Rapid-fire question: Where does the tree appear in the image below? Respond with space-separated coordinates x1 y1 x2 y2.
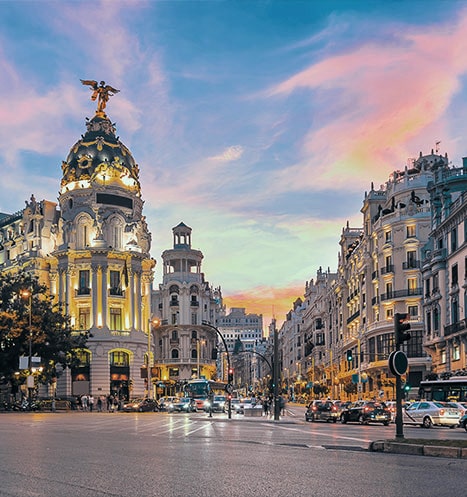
0 271 87 389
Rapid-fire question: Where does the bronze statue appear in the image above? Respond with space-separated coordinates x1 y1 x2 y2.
80 79 120 115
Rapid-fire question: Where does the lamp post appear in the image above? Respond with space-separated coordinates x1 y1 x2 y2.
147 317 160 399
197 338 205 379
20 289 33 408
201 320 232 419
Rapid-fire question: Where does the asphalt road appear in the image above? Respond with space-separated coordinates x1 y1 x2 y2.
0 407 465 497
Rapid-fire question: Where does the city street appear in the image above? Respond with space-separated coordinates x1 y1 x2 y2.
0 407 465 497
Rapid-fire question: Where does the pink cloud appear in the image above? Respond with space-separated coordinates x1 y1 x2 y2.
266 11 467 191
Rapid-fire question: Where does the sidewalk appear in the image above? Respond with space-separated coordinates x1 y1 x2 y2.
369 439 467 459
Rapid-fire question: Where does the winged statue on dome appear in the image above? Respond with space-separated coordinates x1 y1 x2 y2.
80 79 120 115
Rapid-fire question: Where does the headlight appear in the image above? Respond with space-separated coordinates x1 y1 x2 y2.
205 401 211 407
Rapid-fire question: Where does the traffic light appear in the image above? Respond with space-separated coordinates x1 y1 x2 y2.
346 350 353 362
395 313 411 346
228 367 234 383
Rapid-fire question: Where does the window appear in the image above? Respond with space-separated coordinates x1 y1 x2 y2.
110 351 129 367
191 330 197 340
385 282 393 298
451 227 457 252
171 330 178 341
78 308 91 330
191 349 197 359
406 250 417 268
453 345 460 361
406 225 416 238
440 350 447 364
78 270 90 295
169 367 179 377
452 264 458 286
433 307 439 331
109 308 122 330
171 313 178 325
408 278 418 294
451 296 459 324
171 349 179 359
385 231 392 243
426 311 432 333
191 313 197 325
109 270 122 295
408 305 418 317
425 278 431 298
386 308 394 319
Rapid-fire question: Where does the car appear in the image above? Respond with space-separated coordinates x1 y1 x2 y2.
305 399 339 423
235 398 255 414
403 401 460 428
204 395 227 413
446 401 467 419
158 396 177 411
122 398 159 412
459 413 467 432
340 401 391 425
167 397 197 413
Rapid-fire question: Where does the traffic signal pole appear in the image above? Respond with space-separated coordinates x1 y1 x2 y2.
273 320 281 421
393 313 411 439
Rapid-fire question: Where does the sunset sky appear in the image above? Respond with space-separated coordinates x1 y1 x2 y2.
2 1 467 331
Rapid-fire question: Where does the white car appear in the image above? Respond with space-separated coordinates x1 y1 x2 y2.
403 401 460 428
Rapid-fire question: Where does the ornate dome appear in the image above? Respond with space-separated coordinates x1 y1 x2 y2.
60 115 141 194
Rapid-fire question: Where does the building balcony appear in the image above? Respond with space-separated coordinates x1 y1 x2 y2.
444 319 466 337
380 287 422 301
380 265 395 275
372 270 379 280
402 260 421 270
346 310 360 324
190 301 199 307
169 300 179 307
76 287 91 296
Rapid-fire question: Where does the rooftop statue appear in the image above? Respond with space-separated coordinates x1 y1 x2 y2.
80 79 120 115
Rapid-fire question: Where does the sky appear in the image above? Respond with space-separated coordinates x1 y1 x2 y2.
2 0 467 331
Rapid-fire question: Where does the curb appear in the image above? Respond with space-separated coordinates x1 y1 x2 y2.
369 440 467 459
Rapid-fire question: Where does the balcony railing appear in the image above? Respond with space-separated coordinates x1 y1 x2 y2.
346 310 360 324
402 260 421 270
444 319 466 337
371 296 380 305
76 287 91 296
380 287 422 301
190 301 199 307
372 270 379 280
169 300 179 307
381 265 395 275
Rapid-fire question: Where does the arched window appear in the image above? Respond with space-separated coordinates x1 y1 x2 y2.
110 351 129 367
191 349 197 359
171 329 178 340
171 349 179 359
76 214 92 248
107 215 124 249
191 330 197 339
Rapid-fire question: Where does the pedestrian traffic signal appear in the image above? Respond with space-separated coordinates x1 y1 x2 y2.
346 350 353 361
228 367 234 383
395 313 411 346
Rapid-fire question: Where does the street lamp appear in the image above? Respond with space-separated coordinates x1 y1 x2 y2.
201 320 232 419
147 317 160 400
20 289 33 407
196 338 205 379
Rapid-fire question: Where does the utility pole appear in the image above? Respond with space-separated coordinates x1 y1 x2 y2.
273 319 280 421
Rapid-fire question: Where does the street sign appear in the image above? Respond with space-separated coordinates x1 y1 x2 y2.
225 383 233 394
388 350 408 376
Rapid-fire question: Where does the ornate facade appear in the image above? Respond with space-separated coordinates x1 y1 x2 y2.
152 223 224 389
0 89 155 400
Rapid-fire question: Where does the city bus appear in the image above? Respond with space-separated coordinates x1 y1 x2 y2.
184 379 228 409
418 376 467 402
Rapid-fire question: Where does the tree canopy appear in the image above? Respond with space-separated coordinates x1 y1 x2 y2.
0 271 87 388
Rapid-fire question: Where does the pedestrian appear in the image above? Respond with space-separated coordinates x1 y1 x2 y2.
81 394 88 411
263 397 269 416
279 395 286 415
97 396 102 412
88 395 94 412
107 394 112 411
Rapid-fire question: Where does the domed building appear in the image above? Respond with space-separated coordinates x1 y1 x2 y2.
0 82 155 401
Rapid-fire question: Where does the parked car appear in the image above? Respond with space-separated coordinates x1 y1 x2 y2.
459 412 467 432
204 395 227 413
167 397 197 413
340 401 391 425
305 399 339 423
122 398 159 412
403 401 460 428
